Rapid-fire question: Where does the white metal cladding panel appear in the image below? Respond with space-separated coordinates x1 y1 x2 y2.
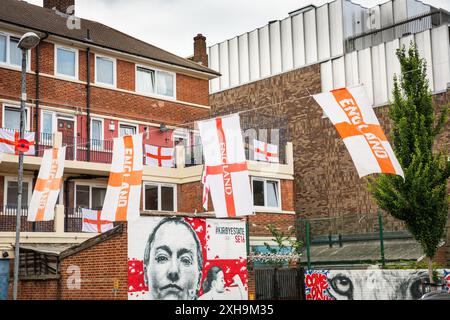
317 4 331 61
332 57 346 89
238 33 250 84
259 25 271 78
219 41 230 90
385 38 401 101
292 13 306 68
209 44 220 93
380 1 395 42
329 0 344 57
269 21 282 75
229 37 240 87
304 9 318 64
345 51 359 86
371 43 388 105
249 29 260 81
393 0 407 22
321 60 333 92
281 17 294 71
414 30 434 91
406 0 430 17
400 34 414 50
431 26 450 92
358 48 374 105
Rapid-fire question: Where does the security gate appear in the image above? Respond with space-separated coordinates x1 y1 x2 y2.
0 260 9 300
255 267 305 300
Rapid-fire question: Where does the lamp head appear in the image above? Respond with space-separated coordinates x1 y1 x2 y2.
18 32 40 50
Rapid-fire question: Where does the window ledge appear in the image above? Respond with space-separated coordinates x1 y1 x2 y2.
253 209 295 215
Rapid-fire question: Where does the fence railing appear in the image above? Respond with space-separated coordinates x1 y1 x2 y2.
0 205 53 232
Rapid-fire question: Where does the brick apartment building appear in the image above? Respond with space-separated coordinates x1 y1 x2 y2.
208 0 450 268
0 0 296 300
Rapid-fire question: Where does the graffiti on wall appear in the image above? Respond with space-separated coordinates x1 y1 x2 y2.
128 216 248 300
305 269 448 300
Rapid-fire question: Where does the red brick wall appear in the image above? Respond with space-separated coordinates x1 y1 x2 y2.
281 180 294 212
176 74 209 106
11 279 59 300
78 50 95 83
249 213 296 237
117 59 135 92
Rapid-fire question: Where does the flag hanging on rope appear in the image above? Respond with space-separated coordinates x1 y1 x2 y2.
197 114 253 218
82 208 114 233
313 85 404 178
253 139 279 163
145 144 174 168
28 147 66 221
0 129 35 155
101 134 143 221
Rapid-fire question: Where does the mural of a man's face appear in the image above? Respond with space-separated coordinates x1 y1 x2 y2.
213 271 225 293
147 221 201 300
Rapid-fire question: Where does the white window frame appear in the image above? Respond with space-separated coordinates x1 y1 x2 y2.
135 64 176 99
90 117 104 150
4 176 33 207
74 182 107 209
2 104 30 131
143 182 177 212
173 128 190 148
94 54 117 87
0 31 31 71
251 177 282 212
118 122 138 137
54 45 79 80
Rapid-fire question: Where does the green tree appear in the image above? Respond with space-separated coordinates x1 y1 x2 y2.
369 43 449 283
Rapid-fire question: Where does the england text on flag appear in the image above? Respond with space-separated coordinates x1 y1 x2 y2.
28 147 66 221
197 114 253 218
0 129 35 155
253 139 279 163
101 134 143 221
145 144 174 168
82 208 114 233
313 85 404 178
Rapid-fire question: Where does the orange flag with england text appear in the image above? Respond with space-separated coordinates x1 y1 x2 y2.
101 134 143 221
28 147 66 221
313 85 404 178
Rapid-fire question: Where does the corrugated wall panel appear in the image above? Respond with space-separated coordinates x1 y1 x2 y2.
269 21 282 75
292 13 306 68
358 48 374 105
332 57 346 89
249 29 260 81
380 1 394 42
399 34 414 50
317 4 331 61
281 17 294 71
219 41 230 90
393 0 407 38
385 38 401 100
431 25 450 92
329 0 344 57
345 51 359 86
321 60 333 92
238 33 250 84
259 25 271 78
304 9 318 64
209 44 220 92
229 37 240 87
414 30 434 92
372 43 388 105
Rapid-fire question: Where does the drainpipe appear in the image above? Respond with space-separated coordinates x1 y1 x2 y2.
34 32 49 156
86 47 91 162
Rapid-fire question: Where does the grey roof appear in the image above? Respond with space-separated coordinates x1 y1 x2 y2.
19 243 77 255
0 0 220 77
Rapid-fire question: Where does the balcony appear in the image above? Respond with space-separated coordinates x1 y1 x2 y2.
0 206 53 232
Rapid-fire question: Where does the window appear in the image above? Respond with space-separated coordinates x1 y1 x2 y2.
56 46 77 78
252 178 281 210
91 119 103 149
3 106 28 130
9 37 21 66
75 184 107 210
136 65 175 98
6 180 29 207
0 33 30 69
42 112 53 134
119 123 137 137
95 55 115 86
144 183 176 212
0 34 6 63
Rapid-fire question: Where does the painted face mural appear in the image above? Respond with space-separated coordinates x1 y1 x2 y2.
128 216 248 300
444 270 450 293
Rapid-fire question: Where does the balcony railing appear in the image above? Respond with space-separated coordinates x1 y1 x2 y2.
0 205 54 232
64 207 120 233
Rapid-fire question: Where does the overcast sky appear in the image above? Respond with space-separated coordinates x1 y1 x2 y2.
25 0 450 58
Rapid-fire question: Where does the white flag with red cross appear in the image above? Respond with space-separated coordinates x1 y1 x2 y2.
0 129 35 155
82 208 114 233
28 147 66 221
313 85 404 178
145 144 174 168
101 134 143 221
253 139 279 163
197 114 253 218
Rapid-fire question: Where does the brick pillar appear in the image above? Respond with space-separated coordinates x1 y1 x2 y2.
43 0 75 15
193 34 208 67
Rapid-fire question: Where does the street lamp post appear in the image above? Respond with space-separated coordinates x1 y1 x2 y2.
13 32 40 301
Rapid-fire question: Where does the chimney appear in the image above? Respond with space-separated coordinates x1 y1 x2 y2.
43 0 75 15
193 34 208 67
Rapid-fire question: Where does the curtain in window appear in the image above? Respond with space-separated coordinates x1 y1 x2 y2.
157 71 174 97
96 57 114 85
57 48 76 77
137 67 155 93
266 181 279 207
91 120 102 148
0 35 6 62
42 113 53 134
9 38 21 66
119 125 136 137
4 108 21 130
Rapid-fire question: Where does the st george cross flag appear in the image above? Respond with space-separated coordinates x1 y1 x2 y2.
313 85 404 178
253 139 279 163
145 144 174 168
82 208 114 233
28 147 66 221
197 114 253 218
101 134 143 221
0 129 35 155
